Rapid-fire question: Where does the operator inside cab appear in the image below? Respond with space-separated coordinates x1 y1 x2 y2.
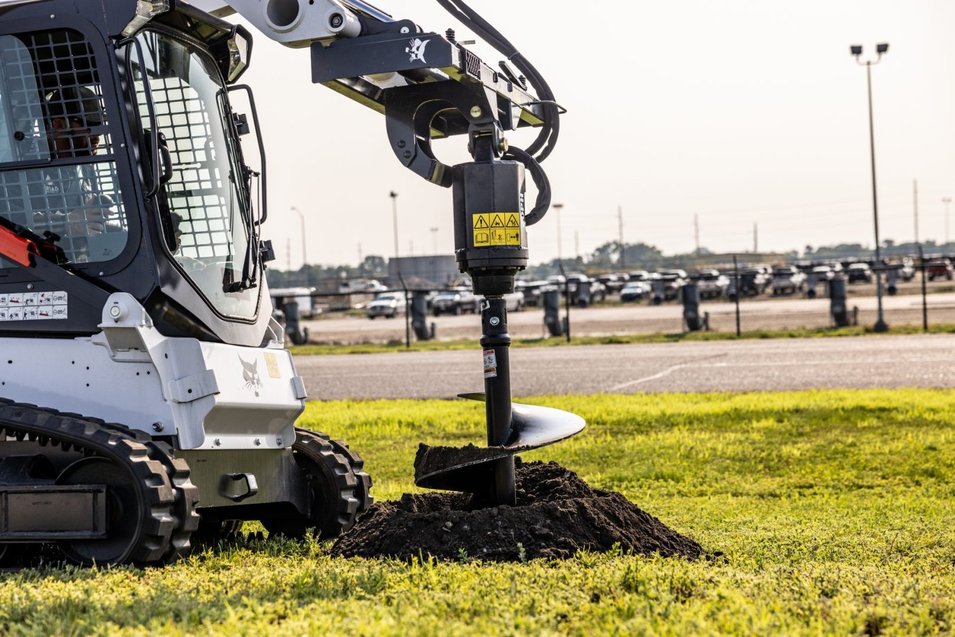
39 86 114 249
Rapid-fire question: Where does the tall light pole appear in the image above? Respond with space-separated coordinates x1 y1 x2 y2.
290 205 307 286
943 197 952 245
552 202 564 263
851 42 890 333
389 191 400 280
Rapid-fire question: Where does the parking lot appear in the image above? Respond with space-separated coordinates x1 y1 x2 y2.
300 279 955 345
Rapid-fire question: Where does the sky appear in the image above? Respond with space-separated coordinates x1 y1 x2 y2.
227 1 955 269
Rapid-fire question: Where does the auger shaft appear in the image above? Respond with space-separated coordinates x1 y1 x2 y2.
480 295 516 505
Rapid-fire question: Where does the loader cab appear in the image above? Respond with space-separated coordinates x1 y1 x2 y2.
0 1 271 347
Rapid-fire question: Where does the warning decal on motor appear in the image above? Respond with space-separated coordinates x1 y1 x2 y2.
473 212 522 247
0 291 68 321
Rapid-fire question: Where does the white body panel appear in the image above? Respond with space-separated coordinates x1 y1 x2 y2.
0 294 304 451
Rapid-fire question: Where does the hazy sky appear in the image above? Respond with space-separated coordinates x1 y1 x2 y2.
230 1 955 268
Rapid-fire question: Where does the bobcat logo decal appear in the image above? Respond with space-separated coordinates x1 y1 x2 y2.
406 37 430 64
239 356 262 397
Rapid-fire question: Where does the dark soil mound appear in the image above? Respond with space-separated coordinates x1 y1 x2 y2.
331 459 704 562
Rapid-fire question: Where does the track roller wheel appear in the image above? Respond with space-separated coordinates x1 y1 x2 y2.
263 429 363 539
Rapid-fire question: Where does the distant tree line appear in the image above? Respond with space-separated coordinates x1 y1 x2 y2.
266 239 955 289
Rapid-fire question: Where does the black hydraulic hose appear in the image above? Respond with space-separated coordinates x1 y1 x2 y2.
504 146 549 226
434 0 560 161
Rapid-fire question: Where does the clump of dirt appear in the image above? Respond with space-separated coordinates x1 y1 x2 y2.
331 459 705 562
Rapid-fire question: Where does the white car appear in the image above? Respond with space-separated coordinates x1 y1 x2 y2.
474 290 526 313
366 291 406 319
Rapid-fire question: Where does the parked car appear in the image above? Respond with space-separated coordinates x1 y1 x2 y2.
270 287 318 318
475 290 525 312
595 273 625 294
846 262 873 284
897 259 916 282
366 291 406 319
659 269 688 301
695 269 729 299
431 288 476 315
565 273 607 305
771 266 807 296
619 280 651 302
926 258 954 281
515 279 550 307
729 268 770 298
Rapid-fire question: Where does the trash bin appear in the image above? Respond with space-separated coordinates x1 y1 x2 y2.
829 276 849 327
576 280 592 308
681 282 706 331
886 267 898 296
650 278 665 305
282 300 309 345
411 291 434 341
543 288 564 337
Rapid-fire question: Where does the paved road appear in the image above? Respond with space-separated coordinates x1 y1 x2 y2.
295 333 955 399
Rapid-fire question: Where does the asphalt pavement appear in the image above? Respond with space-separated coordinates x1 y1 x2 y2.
294 333 955 399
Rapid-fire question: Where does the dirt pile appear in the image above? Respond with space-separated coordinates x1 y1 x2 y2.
331 459 704 561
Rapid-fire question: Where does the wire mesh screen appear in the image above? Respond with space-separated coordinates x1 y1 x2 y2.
137 75 236 261
0 29 126 265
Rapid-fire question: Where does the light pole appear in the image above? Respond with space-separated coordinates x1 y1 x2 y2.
552 202 564 263
851 42 890 333
389 191 399 276
943 197 952 246
291 206 307 284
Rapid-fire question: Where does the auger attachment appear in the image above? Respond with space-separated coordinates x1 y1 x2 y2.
410 112 584 506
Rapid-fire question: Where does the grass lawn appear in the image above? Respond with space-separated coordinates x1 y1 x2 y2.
0 389 952 635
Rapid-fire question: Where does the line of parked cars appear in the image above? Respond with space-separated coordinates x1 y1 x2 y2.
366 287 526 319
362 256 936 318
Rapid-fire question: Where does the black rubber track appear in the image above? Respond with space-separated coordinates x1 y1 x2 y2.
325 436 373 515
265 428 362 539
0 399 196 565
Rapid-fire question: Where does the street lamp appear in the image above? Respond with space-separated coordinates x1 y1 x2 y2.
290 206 307 284
850 42 890 333
389 191 400 281
552 202 564 262
943 197 952 245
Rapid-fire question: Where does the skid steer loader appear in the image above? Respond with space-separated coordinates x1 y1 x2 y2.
0 0 582 565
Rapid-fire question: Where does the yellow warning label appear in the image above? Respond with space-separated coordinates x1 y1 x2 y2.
472 212 522 247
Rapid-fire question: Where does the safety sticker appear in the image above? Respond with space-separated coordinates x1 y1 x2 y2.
483 348 498 378
472 212 522 247
0 291 68 321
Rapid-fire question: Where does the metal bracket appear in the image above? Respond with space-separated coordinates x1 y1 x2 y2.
219 472 259 502
168 370 220 403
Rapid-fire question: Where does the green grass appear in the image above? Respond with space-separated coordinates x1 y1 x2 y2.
1 389 954 635
290 323 955 355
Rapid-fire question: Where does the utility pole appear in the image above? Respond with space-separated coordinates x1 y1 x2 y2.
753 222 758 254
553 202 564 263
694 214 700 255
390 191 400 285
913 180 919 244
574 230 580 260
617 205 625 269
944 197 952 246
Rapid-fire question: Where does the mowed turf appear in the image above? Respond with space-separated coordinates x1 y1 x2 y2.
0 389 953 635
